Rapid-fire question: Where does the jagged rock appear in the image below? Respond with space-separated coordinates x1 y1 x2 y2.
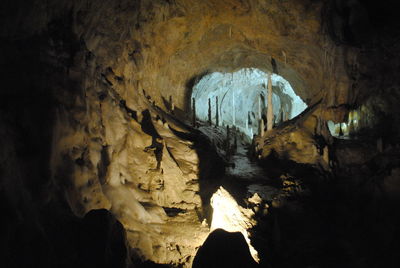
248 193 262 205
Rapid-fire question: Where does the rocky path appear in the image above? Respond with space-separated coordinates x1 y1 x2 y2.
197 124 281 203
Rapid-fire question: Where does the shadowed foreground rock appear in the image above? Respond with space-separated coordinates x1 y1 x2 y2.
192 228 258 268
79 209 129 268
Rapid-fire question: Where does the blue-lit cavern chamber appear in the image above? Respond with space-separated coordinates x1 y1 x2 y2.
191 68 307 139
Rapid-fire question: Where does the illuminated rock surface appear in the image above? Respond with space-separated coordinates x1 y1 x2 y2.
210 187 258 262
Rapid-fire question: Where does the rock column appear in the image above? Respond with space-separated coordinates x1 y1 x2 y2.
208 98 212 126
192 98 196 127
216 96 219 127
267 72 274 131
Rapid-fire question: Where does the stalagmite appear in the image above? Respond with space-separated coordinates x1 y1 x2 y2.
339 123 344 137
267 72 273 131
248 111 252 125
349 119 355 136
259 119 264 136
208 98 212 126
192 98 196 127
233 127 237 151
226 125 231 155
232 90 235 126
216 96 219 127
258 95 261 120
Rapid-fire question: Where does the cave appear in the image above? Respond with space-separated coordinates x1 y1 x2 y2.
2 0 400 268
191 68 307 139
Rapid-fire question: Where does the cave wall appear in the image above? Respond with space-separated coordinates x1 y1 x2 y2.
1 0 400 267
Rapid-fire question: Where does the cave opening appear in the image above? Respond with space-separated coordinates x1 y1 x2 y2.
190 68 307 141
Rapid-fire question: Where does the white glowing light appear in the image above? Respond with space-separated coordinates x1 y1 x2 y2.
210 187 259 262
191 68 307 138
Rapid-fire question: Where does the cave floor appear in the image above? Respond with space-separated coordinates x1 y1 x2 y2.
197 124 282 207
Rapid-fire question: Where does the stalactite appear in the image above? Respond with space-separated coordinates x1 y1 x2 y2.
267 72 273 131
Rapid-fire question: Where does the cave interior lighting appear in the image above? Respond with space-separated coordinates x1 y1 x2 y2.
191 68 307 138
327 108 372 138
210 187 259 263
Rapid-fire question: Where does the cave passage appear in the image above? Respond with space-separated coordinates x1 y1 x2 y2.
191 68 307 139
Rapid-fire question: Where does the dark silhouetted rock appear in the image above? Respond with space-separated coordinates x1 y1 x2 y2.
193 228 258 268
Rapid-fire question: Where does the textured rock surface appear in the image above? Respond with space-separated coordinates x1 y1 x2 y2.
2 0 400 267
254 103 332 171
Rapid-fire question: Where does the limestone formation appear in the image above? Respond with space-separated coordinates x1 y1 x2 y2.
267 72 274 131
208 98 212 126
216 96 219 127
3 1 400 267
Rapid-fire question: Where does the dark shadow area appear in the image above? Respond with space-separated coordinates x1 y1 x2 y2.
250 135 400 268
98 145 110 185
192 228 258 268
258 149 330 185
79 209 129 268
141 109 162 139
